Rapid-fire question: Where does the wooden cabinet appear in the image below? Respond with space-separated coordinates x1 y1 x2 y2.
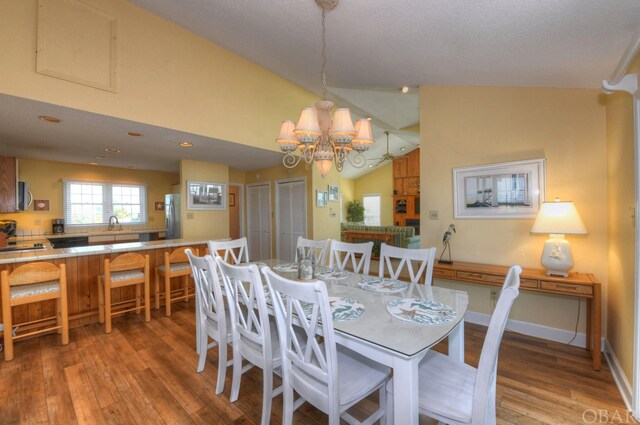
392 150 420 226
393 157 407 178
0 156 17 213
407 149 420 177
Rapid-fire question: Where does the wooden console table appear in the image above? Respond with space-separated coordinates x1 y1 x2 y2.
433 261 602 370
343 230 397 247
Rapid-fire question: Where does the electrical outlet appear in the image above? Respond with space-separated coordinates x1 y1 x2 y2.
429 210 439 220
187 212 194 220
34 219 41 225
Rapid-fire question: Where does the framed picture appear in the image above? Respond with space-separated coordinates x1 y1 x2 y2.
316 190 328 207
154 201 165 211
328 185 339 202
34 199 49 212
453 159 545 219
187 181 227 210
229 193 236 207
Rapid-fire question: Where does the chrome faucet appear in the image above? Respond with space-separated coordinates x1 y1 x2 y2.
108 215 120 231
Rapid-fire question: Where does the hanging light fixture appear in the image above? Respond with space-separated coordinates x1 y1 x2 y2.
275 0 374 178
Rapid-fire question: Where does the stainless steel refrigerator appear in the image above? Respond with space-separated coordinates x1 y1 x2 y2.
165 194 181 240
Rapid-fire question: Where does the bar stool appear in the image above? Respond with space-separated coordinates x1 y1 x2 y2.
98 253 150 334
1 262 69 361
154 246 199 316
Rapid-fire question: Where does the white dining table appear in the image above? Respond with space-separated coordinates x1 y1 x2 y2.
259 259 469 425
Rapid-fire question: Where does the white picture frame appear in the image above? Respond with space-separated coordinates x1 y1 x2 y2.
316 190 328 207
187 181 226 210
328 185 339 202
453 159 545 219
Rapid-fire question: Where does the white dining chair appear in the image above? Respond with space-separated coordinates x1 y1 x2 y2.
215 258 282 425
386 265 522 425
185 249 233 395
328 240 374 275
208 237 249 264
295 236 331 266
378 243 437 285
262 266 390 425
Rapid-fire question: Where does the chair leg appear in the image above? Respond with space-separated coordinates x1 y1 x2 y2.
183 274 189 303
154 270 160 310
282 381 294 425
260 367 273 425
2 286 13 361
230 345 242 402
144 277 151 323
98 277 105 324
215 340 228 395
164 273 172 317
385 379 394 425
105 282 112 334
60 282 69 345
56 298 62 334
197 327 208 373
135 282 141 314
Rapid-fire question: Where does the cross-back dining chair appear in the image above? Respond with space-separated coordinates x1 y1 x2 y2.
295 236 331 266
262 267 390 425
215 258 282 425
208 238 249 265
328 240 373 275
185 249 233 395
387 265 522 425
378 243 437 285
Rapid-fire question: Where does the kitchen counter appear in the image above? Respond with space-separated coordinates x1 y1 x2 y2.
9 228 166 241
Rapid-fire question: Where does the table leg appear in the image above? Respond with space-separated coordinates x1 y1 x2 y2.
448 320 465 362
586 296 592 352
593 284 602 370
392 356 421 425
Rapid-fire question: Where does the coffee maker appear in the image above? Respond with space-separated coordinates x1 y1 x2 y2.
52 219 64 234
0 219 16 237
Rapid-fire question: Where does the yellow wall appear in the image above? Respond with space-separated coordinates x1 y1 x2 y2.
605 55 640 382
1 158 177 232
353 163 394 226
339 178 355 221
312 166 342 241
0 0 317 150
179 159 229 240
420 86 607 333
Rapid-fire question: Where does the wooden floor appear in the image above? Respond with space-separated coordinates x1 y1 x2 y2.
0 300 630 425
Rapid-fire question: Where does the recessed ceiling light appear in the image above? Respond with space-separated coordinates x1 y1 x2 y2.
104 148 120 153
366 117 372 121
126 131 143 137
368 164 373 168
400 147 406 151
401 86 409 94
95 156 108 160
39 115 61 123
179 141 193 147
88 162 99 166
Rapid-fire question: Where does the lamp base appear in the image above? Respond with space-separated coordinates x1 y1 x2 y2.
540 235 573 278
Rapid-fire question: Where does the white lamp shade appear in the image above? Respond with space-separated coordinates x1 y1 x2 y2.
531 200 587 235
294 107 321 136
352 119 374 144
315 159 332 178
330 108 355 135
276 120 299 143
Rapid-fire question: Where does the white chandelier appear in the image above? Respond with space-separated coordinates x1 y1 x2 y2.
275 0 374 178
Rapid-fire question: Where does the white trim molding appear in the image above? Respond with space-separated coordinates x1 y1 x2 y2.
604 339 634 414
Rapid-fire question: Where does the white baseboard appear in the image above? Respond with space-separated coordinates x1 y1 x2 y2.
464 310 604 350
603 339 634 413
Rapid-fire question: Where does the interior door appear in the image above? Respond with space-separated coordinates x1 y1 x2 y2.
247 183 271 260
276 179 306 261
228 185 241 239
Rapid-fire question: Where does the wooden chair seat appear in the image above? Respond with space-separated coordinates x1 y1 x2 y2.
101 270 145 283
10 281 60 301
157 262 191 273
1 261 69 361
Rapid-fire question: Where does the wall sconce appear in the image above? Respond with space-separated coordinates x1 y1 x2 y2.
530 198 587 277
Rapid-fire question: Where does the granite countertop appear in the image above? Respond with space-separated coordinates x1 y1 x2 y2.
0 238 213 265
10 228 166 242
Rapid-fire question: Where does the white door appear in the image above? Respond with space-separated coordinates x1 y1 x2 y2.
276 179 307 261
247 183 271 261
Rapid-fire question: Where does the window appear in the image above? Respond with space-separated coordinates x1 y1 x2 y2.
363 194 381 226
63 181 147 225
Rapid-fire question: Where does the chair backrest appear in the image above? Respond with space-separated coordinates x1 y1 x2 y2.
328 240 373 274
261 267 339 415
107 252 147 273
216 257 272 366
2 261 64 287
208 238 249 265
378 244 437 285
295 237 331 266
185 250 227 335
472 265 522 422
166 246 198 265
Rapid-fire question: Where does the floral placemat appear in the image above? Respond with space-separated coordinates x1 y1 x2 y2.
314 267 351 280
358 277 408 294
386 298 456 325
273 262 298 272
302 297 365 321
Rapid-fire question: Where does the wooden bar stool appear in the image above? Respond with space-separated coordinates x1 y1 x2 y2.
1 262 69 361
154 246 198 316
98 253 150 334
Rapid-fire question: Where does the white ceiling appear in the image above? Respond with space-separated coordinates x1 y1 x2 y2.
3 1 639 179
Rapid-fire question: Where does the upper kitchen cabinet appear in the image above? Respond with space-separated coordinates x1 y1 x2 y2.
0 157 17 213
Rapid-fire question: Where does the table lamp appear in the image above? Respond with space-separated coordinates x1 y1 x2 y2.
530 198 587 277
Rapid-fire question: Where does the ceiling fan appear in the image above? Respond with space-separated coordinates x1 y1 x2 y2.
369 131 396 167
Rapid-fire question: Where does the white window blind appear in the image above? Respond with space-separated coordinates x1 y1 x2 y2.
363 194 381 226
63 181 147 225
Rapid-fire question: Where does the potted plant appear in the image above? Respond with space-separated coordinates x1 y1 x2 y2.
346 200 365 223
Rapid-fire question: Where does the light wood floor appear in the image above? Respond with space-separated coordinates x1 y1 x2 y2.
0 300 630 425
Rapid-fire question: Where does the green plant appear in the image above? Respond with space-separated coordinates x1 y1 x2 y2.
346 200 365 223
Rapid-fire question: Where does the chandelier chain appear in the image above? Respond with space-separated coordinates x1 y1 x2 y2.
321 9 327 101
